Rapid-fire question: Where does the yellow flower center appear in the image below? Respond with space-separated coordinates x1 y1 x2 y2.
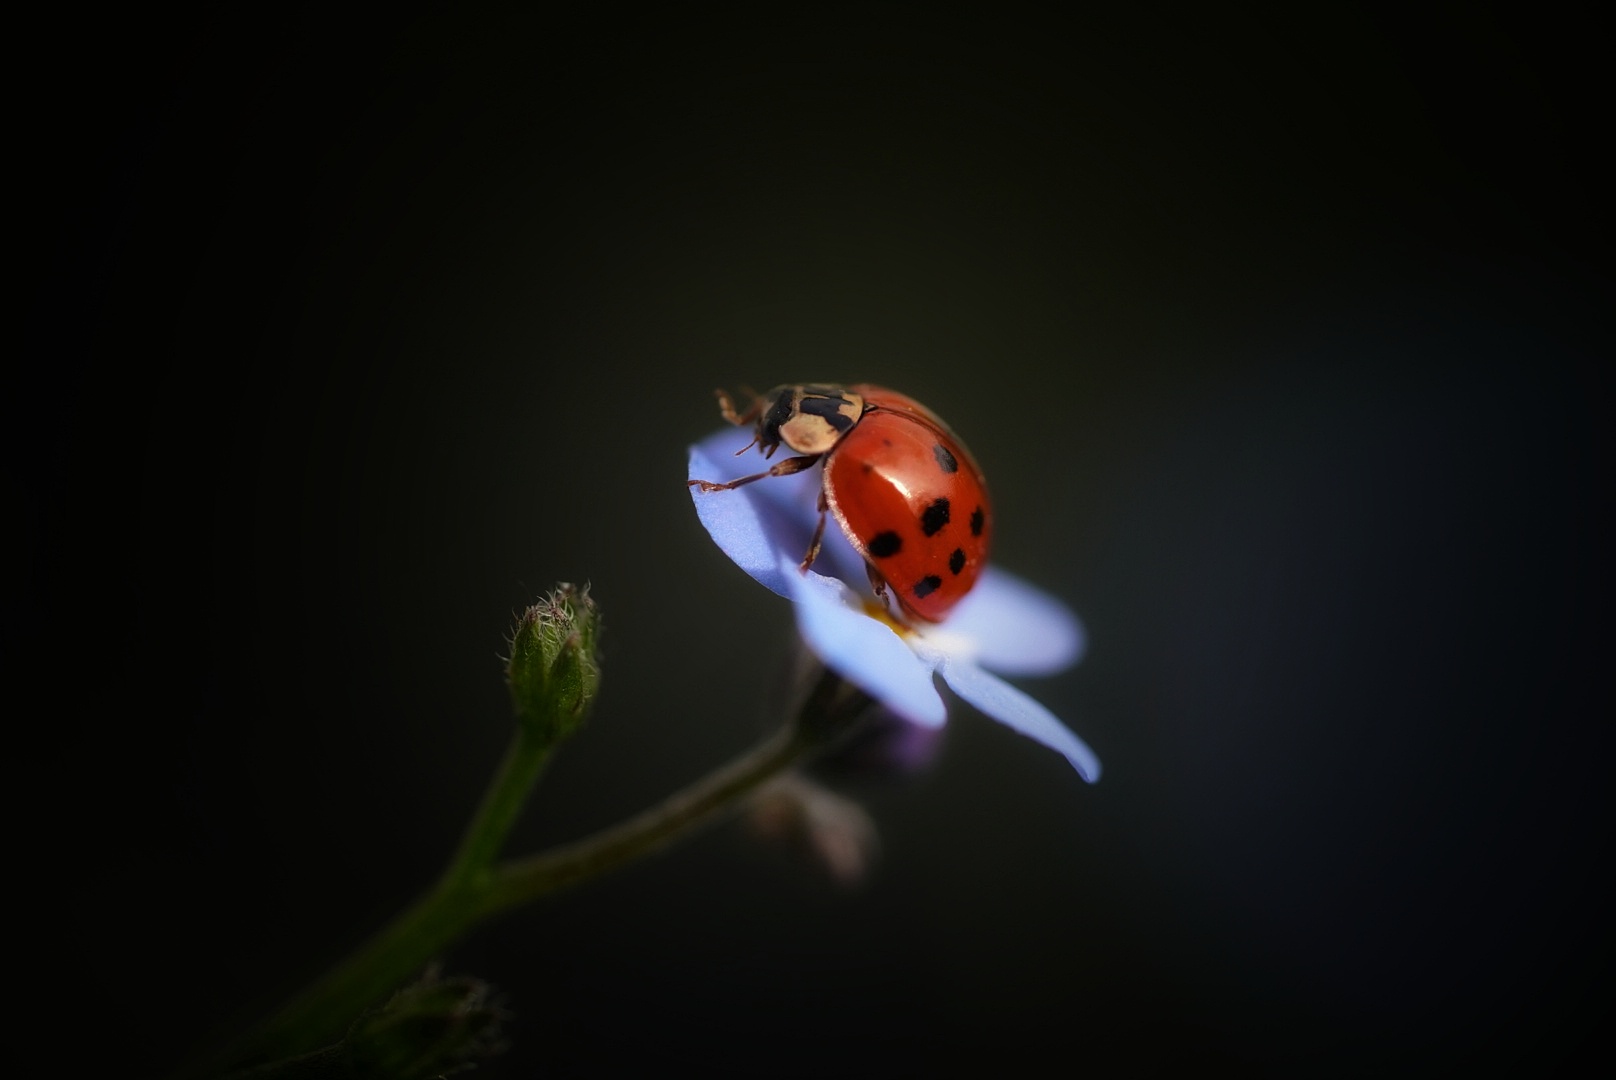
860 598 914 637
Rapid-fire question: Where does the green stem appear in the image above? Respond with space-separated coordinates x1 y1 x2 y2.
441 727 555 890
480 720 810 914
228 879 481 1071
209 667 865 1076
225 726 556 1070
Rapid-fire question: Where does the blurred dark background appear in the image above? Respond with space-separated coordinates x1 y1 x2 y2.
20 9 1612 1076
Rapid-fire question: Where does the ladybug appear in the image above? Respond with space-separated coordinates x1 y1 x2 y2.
688 383 991 623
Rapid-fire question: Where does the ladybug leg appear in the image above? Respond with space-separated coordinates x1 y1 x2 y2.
714 387 771 456
865 563 893 610
715 387 762 427
688 453 820 494
800 489 830 572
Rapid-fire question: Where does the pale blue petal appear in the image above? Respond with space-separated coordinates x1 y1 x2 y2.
934 658 1101 782
687 429 816 598
941 565 1086 676
688 427 868 598
788 564 948 728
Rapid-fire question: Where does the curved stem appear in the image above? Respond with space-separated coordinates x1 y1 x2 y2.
479 721 810 915
206 667 862 1077
223 880 484 1073
441 727 555 890
220 726 558 1073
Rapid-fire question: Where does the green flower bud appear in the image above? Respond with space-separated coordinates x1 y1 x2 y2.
505 583 602 745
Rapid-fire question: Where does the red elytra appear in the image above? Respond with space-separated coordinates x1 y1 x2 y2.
688 383 991 623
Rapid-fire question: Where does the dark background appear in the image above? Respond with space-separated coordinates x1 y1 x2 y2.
22 9 1612 1076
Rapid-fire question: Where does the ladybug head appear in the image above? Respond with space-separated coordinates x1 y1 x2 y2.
756 384 867 459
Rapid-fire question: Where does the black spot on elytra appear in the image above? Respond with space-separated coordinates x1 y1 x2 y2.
920 497 951 536
797 392 855 431
867 531 903 558
913 575 942 599
970 505 985 537
933 443 958 473
949 547 965 574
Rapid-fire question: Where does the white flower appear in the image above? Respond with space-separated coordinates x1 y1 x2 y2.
688 425 1101 782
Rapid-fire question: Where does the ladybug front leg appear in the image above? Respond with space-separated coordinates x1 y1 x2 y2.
713 387 774 457
714 387 762 427
688 453 820 494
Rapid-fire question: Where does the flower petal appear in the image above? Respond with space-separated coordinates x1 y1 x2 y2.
687 429 813 598
688 428 867 598
938 565 1086 676
788 564 948 728
932 657 1101 781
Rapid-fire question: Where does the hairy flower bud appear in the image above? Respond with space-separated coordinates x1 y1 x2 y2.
505 584 602 745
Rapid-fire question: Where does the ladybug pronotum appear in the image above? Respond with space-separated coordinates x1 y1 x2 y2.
689 383 991 623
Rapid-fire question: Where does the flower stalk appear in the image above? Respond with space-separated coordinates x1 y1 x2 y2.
482 665 870 915
205 589 865 1078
